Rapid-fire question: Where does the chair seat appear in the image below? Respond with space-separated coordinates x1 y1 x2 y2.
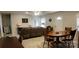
46 36 54 41
62 39 72 41
46 38 54 41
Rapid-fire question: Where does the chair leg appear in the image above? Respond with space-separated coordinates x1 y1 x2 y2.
43 40 45 48
64 41 68 48
68 42 70 48
63 41 74 48
63 41 67 48
65 41 70 48
68 41 74 48
48 41 50 48
43 40 52 48
72 41 74 48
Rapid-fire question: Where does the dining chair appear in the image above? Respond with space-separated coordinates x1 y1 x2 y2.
64 27 72 40
46 26 53 32
62 29 76 48
43 32 55 48
65 27 72 33
43 26 54 48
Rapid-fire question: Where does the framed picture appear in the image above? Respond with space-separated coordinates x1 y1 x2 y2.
22 18 28 23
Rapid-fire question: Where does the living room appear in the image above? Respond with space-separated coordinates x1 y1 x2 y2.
0 0 79 59
0 11 78 48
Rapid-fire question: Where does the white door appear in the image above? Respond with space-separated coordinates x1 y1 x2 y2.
55 16 63 32
77 17 79 31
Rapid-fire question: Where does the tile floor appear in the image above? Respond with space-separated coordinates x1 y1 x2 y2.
22 36 45 48
22 34 78 48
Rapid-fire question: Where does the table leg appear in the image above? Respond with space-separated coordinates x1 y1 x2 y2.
55 37 62 48
56 37 60 42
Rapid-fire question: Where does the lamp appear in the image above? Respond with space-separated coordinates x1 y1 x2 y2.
17 23 21 27
56 16 62 21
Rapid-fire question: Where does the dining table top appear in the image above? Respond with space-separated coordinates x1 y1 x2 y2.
47 31 70 37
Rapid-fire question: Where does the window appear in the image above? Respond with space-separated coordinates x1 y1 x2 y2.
41 18 46 27
33 17 46 27
33 17 41 27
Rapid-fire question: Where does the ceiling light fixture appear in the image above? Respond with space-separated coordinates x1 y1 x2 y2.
34 11 40 16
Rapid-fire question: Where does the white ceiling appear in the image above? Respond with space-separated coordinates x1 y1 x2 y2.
0 11 58 16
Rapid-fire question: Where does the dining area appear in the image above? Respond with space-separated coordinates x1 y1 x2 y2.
43 26 77 48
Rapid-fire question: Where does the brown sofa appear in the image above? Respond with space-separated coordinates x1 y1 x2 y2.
17 27 45 40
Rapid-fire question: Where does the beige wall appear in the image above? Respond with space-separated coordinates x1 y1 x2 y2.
5 11 78 36
10 14 44 36
45 11 77 31
11 14 33 36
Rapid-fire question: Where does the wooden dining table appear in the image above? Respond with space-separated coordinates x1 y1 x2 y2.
47 31 70 47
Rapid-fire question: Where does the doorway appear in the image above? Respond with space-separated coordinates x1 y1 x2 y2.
55 16 63 32
2 14 12 36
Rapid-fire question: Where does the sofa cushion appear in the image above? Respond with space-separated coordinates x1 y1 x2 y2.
18 27 45 39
